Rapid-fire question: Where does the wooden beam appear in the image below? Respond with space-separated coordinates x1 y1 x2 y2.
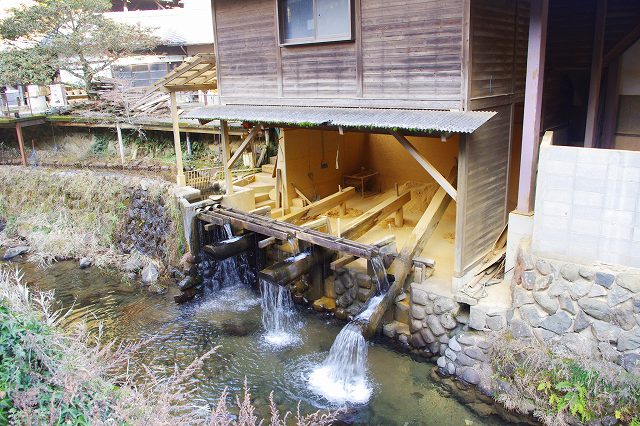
584 0 607 148
516 0 548 213
389 130 457 201
220 120 234 195
227 125 260 169
365 183 454 338
258 236 277 249
281 187 356 223
603 22 640 65
169 91 186 186
15 123 26 166
340 191 411 240
292 184 312 205
330 255 358 271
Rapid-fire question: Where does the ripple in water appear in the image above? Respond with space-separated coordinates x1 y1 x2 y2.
260 279 301 348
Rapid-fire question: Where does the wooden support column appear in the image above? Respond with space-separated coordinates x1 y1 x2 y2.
169 91 186 186
390 130 457 201
601 58 622 149
15 123 26 166
584 0 607 148
220 119 234 195
516 0 548 214
116 124 125 166
226 125 260 169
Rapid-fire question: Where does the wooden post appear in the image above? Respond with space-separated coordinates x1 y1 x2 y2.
220 119 234 195
15 123 26 166
601 58 621 150
116 124 125 166
169 91 186 186
395 208 404 227
584 0 607 148
516 0 548 214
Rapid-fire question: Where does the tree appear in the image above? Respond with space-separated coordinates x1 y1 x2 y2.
0 0 159 92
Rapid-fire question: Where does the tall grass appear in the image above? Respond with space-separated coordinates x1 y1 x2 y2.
0 267 339 425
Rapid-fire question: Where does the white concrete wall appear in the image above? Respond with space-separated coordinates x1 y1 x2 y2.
533 144 640 267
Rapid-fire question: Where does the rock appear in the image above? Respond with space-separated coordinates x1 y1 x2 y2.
426 314 446 336
141 263 159 284
607 285 633 307
510 319 533 338
560 264 580 282
635 297 640 314
383 323 397 339
445 348 457 361
618 328 640 351
149 282 167 295
357 287 373 303
2 246 29 260
468 307 486 330
559 334 598 358
620 353 640 373
517 248 535 270
174 287 198 304
457 333 476 346
591 320 621 343
521 271 537 290
579 267 595 280
595 272 615 289
558 294 576 314
548 280 567 297
410 332 427 348
180 252 196 264
455 351 476 367
79 258 92 269
446 362 456 375
334 280 346 295
535 259 552 275
433 297 456 314
533 328 557 342
398 333 409 346
454 294 478 306
617 273 640 293
410 319 422 333
411 305 426 320
440 312 457 330
449 337 462 351
574 310 592 332
520 305 544 327
533 291 559 314
534 275 552 291
412 289 429 306
486 314 506 331
578 298 612 321
178 275 203 291
587 284 608 298
513 287 534 307
465 346 487 362
420 326 436 343
395 293 406 302
461 368 481 385
437 356 447 368
613 301 636 331
568 280 591 300
598 342 620 362
539 311 572 334
423 302 434 315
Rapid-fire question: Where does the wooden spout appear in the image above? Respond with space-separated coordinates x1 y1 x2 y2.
258 252 314 286
204 233 255 260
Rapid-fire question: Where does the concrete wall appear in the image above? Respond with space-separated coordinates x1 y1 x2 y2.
533 143 640 267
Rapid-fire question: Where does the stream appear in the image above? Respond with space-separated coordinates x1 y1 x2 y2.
5 259 509 426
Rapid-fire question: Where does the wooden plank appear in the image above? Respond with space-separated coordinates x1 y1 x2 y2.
292 184 311 205
227 125 260 169
365 182 454 338
584 0 606 148
340 191 411 240
258 236 277 249
15 123 26 166
281 187 356 223
330 255 358 271
389 130 457 201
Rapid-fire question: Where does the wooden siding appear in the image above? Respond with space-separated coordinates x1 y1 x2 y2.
360 0 464 103
514 0 530 96
455 104 511 275
214 0 279 98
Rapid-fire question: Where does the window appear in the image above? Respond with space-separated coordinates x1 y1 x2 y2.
280 0 352 45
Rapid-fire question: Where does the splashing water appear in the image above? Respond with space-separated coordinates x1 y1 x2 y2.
260 279 301 347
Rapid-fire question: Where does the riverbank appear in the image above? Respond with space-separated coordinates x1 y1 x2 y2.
0 166 184 276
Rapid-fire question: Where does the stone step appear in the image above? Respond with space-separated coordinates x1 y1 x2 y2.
261 163 275 174
245 181 273 194
255 192 270 203
256 199 276 209
255 172 276 184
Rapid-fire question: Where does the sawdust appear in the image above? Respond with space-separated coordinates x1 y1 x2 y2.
400 181 438 213
326 206 363 218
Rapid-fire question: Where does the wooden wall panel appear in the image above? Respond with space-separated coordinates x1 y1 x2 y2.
514 0 530 96
281 43 357 98
215 0 279 98
360 0 463 102
455 105 511 275
469 0 516 99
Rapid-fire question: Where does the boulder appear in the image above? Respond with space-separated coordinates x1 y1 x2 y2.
513 287 534 307
591 320 621 343
607 285 633 307
559 294 576 314
510 319 533 338
410 332 426 348
618 328 640 351
560 264 580 282
520 305 544 327
568 280 591 300
548 280 568 297
613 301 636 331
449 337 462 351
455 351 476 367
574 310 592 332
620 353 640 373
412 288 429 306
539 311 572 334
2 246 29 260
433 297 456 314
437 356 447 368
533 291 559 314
617 273 640 293
486 314 506 331
598 342 620 362
465 346 488 362
141 262 159 284
595 272 615 289
578 298 612 321
440 312 457 330
79 258 92 269
559 333 598 358
411 305 426 320
426 314 446 336
420 326 436 344
445 348 457 361
468 307 487 330
461 368 481 385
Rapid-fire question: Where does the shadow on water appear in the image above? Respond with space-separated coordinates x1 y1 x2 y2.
4 257 512 425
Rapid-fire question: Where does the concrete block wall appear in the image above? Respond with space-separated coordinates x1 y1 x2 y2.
533 145 640 267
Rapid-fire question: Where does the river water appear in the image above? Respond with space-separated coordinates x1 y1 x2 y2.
6 259 509 426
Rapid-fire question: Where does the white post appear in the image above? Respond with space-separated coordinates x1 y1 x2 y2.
220 119 234 195
170 91 186 186
116 124 125 166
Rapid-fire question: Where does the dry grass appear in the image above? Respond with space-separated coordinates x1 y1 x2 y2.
0 167 184 270
0 267 341 425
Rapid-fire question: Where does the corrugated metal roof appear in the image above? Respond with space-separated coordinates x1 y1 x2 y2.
184 105 496 133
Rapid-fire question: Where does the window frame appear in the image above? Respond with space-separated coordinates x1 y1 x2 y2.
277 0 354 46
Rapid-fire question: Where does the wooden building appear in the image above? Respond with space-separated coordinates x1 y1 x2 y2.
186 0 532 298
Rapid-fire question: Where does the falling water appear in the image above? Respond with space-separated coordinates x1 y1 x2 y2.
308 255 390 404
260 279 301 347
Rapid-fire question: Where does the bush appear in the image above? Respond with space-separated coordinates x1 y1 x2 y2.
490 333 640 425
